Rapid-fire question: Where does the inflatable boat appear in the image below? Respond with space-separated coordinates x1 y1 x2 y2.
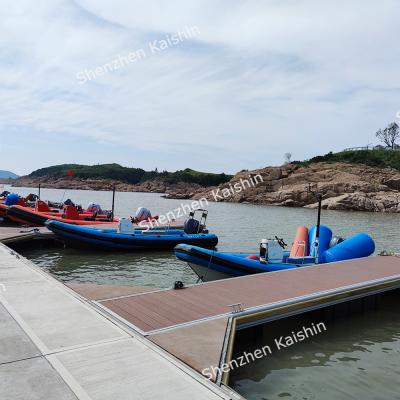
7 202 117 226
0 192 25 219
0 202 10 218
46 219 218 251
175 244 302 281
175 225 375 281
0 192 40 220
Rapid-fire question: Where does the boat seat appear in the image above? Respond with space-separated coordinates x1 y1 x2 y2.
63 205 80 220
35 200 51 212
118 218 135 233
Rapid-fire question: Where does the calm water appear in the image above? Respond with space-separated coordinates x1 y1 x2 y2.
230 292 400 400
4 185 400 400
6 185 400 287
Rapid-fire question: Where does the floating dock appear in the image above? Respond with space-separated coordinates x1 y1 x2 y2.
0 243 238 400
0 226 54 245
1 230 400 398
94 255 400 384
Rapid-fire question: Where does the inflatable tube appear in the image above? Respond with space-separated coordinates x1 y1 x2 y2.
322 233 375 263
0 204 9 218
290 226 309 257
309 224 333 262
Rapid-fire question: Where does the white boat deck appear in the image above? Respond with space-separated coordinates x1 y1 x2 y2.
0 244 234 400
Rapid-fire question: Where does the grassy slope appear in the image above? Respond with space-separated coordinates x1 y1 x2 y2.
24 150 400 188
28 163 232 187
300 150 400 171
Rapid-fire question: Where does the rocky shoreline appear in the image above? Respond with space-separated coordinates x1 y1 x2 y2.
188 162 400 213
12 162 400 212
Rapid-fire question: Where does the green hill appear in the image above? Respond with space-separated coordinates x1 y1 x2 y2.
28 164 232 187
301 149 400 171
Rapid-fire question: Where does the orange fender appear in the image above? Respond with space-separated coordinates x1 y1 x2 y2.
290 226 309 257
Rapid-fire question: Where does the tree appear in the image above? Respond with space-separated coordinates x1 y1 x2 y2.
284 152 292 164
376 122 399 149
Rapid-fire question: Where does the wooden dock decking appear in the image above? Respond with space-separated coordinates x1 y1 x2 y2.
0 226 54 244
93 255 400 383
99 256 400 334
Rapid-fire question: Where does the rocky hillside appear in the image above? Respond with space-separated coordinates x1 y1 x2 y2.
189 162 400 213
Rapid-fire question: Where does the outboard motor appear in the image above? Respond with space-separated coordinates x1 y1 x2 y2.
184 217 200 234
183 209 209 234
87 202 102 213
134 207 152 223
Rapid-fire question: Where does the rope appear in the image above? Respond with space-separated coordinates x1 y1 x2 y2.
203 248 216 281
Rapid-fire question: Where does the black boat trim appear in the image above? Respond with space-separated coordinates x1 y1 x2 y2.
7 206 48 225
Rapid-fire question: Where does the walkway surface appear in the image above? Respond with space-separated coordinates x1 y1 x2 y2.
99 255 400 334
0 226 53 244
92 255 400 382
0 243 233 400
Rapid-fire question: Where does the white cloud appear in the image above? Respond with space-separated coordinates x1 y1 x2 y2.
1 0 400 174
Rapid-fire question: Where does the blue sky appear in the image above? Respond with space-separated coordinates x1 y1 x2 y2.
1 0 400 176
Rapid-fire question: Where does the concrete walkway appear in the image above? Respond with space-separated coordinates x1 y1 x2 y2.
0 244 234 400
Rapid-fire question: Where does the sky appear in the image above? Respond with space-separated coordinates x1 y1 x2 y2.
1 0 400 176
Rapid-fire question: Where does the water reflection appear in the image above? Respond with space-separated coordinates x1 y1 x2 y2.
24 247 198 288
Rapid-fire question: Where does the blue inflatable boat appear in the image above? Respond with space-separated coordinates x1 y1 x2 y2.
174 244 309 281
46 220 218 251
175 226 375 281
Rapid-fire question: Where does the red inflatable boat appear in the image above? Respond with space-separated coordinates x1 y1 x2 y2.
7 201 118 226
0 197 27 219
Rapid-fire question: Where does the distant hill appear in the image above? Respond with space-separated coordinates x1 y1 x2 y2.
26 163 232 187
0 170 18 179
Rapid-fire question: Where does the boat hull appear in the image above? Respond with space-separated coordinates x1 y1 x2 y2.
46 220 219 251
174 244 305 282
0 204 9 219
187 262 233 281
